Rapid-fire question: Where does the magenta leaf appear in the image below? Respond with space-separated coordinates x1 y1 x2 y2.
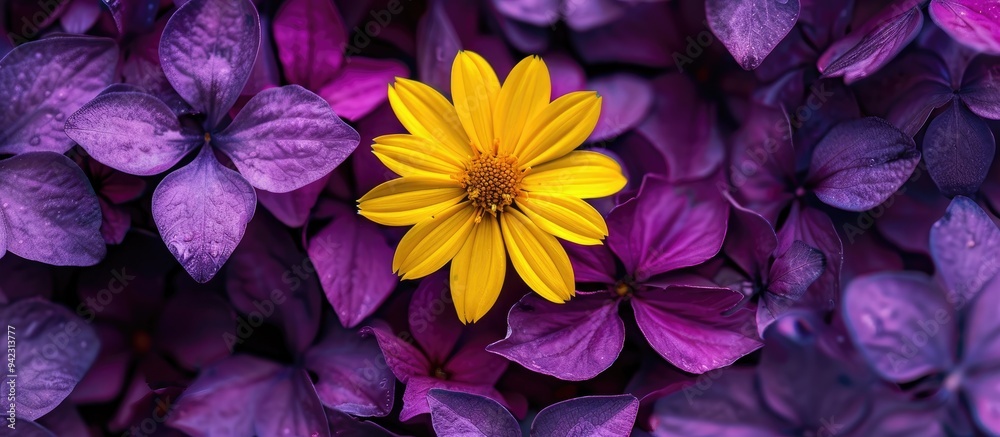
0 299 99 420
65 91 202 176
151 146 257 282
272 0 346 90
254 369 331 437
930 0 1000 55
632 285 761 374
923 98 996 196
705 0 801 70
960 55 1000 120
842 272 956 382
0 153 105 266
807 117 920 211
818 1 923 83
308 206 396 328
531 395 639 437
487 292 624 381
214 85 360 193
428 389 520 437
318 57 409 121
0 36 117 154
587 74 653 141
256 174 329 227
160 0 260 128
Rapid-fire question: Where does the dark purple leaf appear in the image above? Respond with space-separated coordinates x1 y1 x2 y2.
401 376 506 422
166 355 283 435
842 272 955 382
65 91 202 176
256 174 329 227
407 272 461 364
563 0 626 31
0 36 117 154
492 0 559 27
254 369 331 437
818 1 923 83
632 285 761 373
705 0 801 70
214 85 359 193
923 98 995 196
417 0 462 94
532 395 639 437
305 322 395 417
929 196 1000 303
960 55 1000 120
587 74 652 142
0 299 98 420
160 0 260 128
151 146 257 282
227 211 322 353
758 241 824 333
318 57 409 121
0 152 105 266
309 207 396 328
427 389 520 437
929 0 1000 55
102 0 159 34
651 368 781 437
723 193 778 279
487 292 624 381
61 0 102 34
807 117 920 211
272 0 345 90
360 324 430 384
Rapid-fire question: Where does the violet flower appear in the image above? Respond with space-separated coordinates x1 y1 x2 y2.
64 0 361 282
842 196 1000 435
488 175 760 380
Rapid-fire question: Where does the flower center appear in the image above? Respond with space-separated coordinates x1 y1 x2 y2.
461 154 523 220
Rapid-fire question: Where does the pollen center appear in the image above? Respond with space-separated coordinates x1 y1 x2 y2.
461 154 522 218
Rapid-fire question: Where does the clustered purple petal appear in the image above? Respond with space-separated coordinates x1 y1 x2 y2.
1 0 999 435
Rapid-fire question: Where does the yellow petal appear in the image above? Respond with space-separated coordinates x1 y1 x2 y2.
388 78 472 159
515 91 601 168
521 151 626 199
494 56 550 156
450 218 506 323
358 177 466 226
451 51 500 153
393 202 476 279
516 194 608 245
372 134 465 178
500 209 574 303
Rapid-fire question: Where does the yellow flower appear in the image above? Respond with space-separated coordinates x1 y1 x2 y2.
358 51 626 323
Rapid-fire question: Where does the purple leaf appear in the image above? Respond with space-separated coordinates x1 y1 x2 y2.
65 91 202 176
308 207 396 328
651 368 781 437
487 292 624 381
256 174 329 227
587 74 653 142
632 285 761 373
531 395 639 437
360 324 430 384
61 0 102 34
319 57 409 121
929 196 1000 303
214 85 360 193
401 376 506 422
255 369 331 437
607 175 728 282
160 0 260 128
842 272 955 382
817 1 923 83
0 36 117 154
492 0 559 27
930 0 1000 55
305 322 395 417
427 389 520 437
417 0 462 94
775 205 842 310
723 194 778 279
0 299 98 420
407 272 462 364
963 275 1000 435
102 0 159 34
563 0 626 31
227 212 322 353
807 117 920 211
166 355 283 435
960 55 1000 120
758 241 825 334
272 0 345 90
0 153 105 266
705 0 801 70
151 146 257 283
564 243 618 284
923 99 996 196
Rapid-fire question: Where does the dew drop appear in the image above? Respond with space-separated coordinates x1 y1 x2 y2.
28 136 41 146
33 52 42 59
53 112 64 121
968 239 976 248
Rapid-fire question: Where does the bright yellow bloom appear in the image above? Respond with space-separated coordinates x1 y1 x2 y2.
358 51 626 323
